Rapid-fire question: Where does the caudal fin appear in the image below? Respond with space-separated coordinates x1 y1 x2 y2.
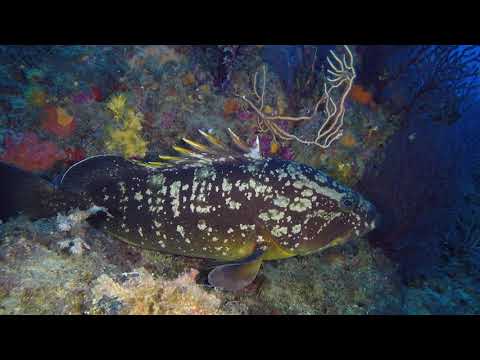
0 162 89 222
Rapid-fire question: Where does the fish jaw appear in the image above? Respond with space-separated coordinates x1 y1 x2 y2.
281 196 380 258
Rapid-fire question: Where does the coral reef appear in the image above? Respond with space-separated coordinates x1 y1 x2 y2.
104 94 148 158
0 213 405 315
90 268 225 315
293 100 397 186
349 84 376 108
63 147 86 166
235 46 356 149
0 132 65 172
0 213 223 314
1 45 478 315
0 204 478 315
400 252 480 314
223 98 241 118
41 106 76 138
25 86 47 107
227 240 403 315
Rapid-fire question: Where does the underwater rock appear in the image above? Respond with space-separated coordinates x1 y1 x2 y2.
25 86 47 107
349 84 376 109
63 147 86 166
223 98 240 118
58 237 91 257
89 268 225 315
249 240 403 315
1 211 478 314
182 72 196 87
0 132 65 173
41 106 76 138
55 207 106 233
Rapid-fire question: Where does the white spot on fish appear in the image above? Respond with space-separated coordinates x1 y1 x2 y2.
292 224 302 234
197 220 207 231
176 225 185 238
273 195 290 208
301 189 313 197
134 192 144 201
170 181 182 218
222 178 232 192
289 197 312 212
259 209 285 221
271 226 288 237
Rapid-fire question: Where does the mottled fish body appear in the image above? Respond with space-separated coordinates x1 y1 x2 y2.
0 130 379 291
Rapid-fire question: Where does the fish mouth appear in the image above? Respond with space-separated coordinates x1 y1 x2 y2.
360 199 380 232
365 209 381 233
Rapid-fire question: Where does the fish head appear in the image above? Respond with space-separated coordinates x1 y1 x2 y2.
292 183 380 256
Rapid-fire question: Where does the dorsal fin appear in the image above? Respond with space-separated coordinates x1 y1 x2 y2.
60 155 150 194
137 128 262 169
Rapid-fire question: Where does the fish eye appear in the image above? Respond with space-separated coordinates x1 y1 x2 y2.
339 194 358 212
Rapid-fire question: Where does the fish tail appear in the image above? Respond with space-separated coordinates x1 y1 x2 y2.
0 162 91 222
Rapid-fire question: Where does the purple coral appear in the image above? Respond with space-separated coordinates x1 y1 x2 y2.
257 134 272 156
72 91 94 105
249 133 295 160
277 120 290 132
237 111 255 121
278 146 295 160
161 112 176 129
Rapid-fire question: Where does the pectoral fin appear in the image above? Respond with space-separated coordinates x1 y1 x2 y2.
208 249 264 292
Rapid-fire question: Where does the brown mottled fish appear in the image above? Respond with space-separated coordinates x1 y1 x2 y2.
0 129 379 291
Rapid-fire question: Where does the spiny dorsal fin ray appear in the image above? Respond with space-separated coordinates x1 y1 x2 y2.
157 155 184 162
137 129 262 169
198 129 229 151
172 145 212 163
227 128 251 153
182 137 214 154
131 160 169 168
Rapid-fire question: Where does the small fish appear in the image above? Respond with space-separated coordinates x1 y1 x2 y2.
0 129 379 291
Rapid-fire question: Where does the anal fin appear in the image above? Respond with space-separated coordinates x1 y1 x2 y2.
207 249 264 292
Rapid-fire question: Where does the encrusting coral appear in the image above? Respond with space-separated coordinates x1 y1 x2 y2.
41 106 76 138
90 268 226 315
0 132 65 172
104 94 148 158
0 215 233 315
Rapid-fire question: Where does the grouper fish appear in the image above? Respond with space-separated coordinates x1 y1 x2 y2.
0 129 379 291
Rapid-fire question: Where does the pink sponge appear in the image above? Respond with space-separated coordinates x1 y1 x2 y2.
0 132 65 172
